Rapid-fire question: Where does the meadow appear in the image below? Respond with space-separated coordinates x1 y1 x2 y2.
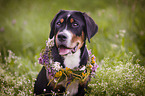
0 0 145 95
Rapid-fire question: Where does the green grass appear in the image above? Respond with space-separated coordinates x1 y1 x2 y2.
0 50 41 95
88 53 145 95
0 0 145 95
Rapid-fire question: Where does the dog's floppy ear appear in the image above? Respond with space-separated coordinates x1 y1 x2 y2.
49 10 65 39
83 13 98 42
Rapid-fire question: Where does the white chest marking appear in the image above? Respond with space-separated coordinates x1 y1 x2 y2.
67 80 79 96
64 50 80 69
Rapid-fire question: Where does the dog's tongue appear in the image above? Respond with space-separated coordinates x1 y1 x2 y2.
59 47 71 55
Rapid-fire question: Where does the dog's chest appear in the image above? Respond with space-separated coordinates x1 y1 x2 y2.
63 50 80 69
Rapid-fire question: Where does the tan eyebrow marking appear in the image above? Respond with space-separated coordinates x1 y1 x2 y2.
70 18 74 23
60 18 64 23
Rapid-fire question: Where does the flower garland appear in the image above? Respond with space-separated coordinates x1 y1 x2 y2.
38 37 98 92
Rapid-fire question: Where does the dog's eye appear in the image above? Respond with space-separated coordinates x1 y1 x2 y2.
72 23 79 27
56 22 61 26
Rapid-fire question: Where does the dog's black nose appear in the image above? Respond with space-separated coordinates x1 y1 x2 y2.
58 33 67 42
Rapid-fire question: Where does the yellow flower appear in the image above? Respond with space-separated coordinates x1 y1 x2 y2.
88 65 92 68
65 67 70 71
61 69 64 72
91 60 95 64
91 56 95 60
55 71 62 77
82 72 86 77
67 70 72 74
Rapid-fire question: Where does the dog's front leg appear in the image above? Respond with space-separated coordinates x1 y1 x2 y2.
76 76 91 96
34 66 53 95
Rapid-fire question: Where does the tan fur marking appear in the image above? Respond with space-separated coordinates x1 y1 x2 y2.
55 31 59 47
70 18 74 23
60 18 64 23
71 31 85 50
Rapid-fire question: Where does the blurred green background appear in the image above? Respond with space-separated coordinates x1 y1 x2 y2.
0 0 145 95
0 0 145 65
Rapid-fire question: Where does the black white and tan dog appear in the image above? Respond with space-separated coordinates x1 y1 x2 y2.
34 10 98 96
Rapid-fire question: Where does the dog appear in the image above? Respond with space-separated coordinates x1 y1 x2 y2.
34 10 98 96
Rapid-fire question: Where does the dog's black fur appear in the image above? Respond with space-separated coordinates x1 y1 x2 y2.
34 10 98 96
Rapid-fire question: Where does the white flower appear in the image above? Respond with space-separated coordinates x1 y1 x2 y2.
52 62 62 71
46 37 54 47
119 29 126 37
80 66 86 71
111 44 118 48
43 89 46 92
119 29 126 33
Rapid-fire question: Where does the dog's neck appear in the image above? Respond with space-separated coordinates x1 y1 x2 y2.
63 49 81 69
52 44 88 69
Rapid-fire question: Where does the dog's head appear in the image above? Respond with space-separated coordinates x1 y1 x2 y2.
49 10 98 56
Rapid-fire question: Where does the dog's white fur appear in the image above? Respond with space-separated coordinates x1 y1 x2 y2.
57 28 81 95
58 29 81 69
64 49 80 69
66 80 79 95
62 29 72 47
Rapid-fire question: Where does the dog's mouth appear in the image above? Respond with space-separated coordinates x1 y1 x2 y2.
58 43 79 56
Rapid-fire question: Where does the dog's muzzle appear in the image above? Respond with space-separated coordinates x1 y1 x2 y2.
58 32 68 42
56 32 78 56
